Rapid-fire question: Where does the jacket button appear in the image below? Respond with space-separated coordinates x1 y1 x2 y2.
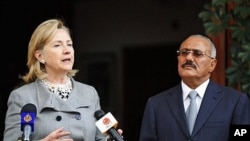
56 115 62 121
75 114 81 120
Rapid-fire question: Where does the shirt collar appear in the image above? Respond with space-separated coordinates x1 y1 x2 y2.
182 79 210 100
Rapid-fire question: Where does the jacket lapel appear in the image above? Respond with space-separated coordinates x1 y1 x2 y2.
35 79 83 113
192 81 223 136
167 84 190 137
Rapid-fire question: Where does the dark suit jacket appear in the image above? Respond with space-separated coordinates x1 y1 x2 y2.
139 80 250 141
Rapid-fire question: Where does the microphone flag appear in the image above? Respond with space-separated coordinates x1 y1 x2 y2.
95 112 118 134
21 112 35 132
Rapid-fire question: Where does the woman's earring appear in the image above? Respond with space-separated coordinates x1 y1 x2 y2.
40 60 45 64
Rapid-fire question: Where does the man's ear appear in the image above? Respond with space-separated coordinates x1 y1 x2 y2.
209 59 217 73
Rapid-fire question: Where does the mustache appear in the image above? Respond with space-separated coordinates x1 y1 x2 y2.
181 61 196 69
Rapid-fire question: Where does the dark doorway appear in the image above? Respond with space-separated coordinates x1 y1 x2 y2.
122 43 181 141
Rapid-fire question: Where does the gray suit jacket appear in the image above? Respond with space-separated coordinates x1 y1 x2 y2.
4 78 107 141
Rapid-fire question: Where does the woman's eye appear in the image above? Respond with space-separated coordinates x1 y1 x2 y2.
54 44 60 47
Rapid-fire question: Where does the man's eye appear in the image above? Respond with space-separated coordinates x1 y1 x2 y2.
194 50 204 56
181 50 189 55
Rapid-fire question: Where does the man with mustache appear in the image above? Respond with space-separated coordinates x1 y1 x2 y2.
139 34 250 141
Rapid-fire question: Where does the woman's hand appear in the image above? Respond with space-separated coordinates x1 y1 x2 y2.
40 127 73 141
117 129 123 135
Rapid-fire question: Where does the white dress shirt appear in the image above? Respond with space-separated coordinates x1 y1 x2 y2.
182 79 210 112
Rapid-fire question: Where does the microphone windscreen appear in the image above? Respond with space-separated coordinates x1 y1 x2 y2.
94 109 106 120
21 103 37 116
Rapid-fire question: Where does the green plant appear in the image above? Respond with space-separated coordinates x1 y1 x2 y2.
198 0 250 95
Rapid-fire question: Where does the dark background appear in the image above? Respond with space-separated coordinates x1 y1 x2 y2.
0 0 210 140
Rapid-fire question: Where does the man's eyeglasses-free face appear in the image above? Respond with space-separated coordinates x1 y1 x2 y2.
177 49 214 59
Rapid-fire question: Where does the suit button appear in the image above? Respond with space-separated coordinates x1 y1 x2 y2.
75 114 81 120
56 115 62 121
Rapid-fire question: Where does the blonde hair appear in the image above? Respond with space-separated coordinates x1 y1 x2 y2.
22 19 78 83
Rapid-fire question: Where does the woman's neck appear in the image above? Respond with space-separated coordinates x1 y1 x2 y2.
45 76 69 85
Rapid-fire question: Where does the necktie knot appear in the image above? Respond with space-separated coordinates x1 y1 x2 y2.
189 90 197 99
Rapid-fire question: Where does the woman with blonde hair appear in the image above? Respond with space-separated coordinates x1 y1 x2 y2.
4 18 110 141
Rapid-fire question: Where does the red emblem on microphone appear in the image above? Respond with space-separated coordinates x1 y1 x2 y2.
103 117 110 125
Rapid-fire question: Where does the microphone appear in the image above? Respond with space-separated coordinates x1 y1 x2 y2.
20 103 37 141
94 110 124 141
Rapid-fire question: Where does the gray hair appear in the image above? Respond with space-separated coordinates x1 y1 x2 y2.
189 34 216 59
